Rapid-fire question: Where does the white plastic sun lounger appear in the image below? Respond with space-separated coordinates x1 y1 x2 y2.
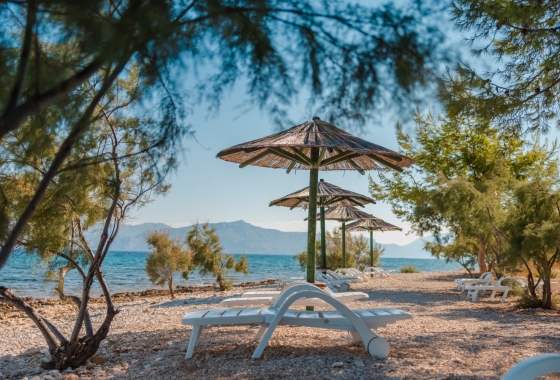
221 284 368 308
501 353 560 380
363 266 392 278
454 272 492 291
316 272 351 291
326 270 362 283
275 278 343 293
182 284 413 359
335 268 370 282
242 281 364 298
464 276 511 303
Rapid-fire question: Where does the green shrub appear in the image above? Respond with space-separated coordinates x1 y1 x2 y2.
145 231 191 299
400 265 420 273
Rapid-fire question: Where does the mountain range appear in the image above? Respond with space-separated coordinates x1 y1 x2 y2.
86 220 432 258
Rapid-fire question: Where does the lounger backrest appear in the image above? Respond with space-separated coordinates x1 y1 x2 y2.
272 284 327 307
494 276 512 287
480 271 492 279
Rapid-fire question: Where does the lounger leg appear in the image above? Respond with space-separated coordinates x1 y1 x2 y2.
185 325 203 359
252 325 277 359
490 290 497 300
253 325 268 342
350 331 362 345
501 289 509 303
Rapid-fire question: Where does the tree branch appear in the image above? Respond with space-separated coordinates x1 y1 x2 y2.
0 57 104 141
0 55 129 271
0 287 61 351
6 0 37 111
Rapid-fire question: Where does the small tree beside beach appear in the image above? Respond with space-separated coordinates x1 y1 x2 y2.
145 231 192 300
186 223 249 291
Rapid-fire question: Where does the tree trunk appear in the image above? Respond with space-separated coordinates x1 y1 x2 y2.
168 277 175 300
55 264 74 299
477 238 488 274
542 266 552 310
217 274 225 291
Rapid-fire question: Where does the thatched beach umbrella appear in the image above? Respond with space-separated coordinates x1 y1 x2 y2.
310 207 377 268
346 218 402 266
217 116 413 283
271 180 374 269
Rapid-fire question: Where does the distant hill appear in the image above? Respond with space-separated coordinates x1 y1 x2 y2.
86 220 433 258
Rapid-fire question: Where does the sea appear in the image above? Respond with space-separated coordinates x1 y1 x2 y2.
0 252 463 299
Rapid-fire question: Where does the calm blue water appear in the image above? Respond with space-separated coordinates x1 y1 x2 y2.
0 252 462 298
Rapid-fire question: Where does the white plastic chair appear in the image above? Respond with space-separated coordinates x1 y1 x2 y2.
501 353 560 380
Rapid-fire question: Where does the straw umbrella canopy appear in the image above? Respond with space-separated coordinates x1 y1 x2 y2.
306 206 377 268
271 180 374 269
346 218 402 266
217 116 413 283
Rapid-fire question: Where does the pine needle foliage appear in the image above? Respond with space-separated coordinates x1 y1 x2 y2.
440 0 560 133
145 231 191 300
370 111 556 274
186 223 249 291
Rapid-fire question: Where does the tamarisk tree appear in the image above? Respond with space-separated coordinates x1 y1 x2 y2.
441 0 560 133
0 70 171 369
145 231 192 300
186 223 248 291
370 112 554 274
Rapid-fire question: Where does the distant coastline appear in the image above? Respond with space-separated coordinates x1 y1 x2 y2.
84 220 434 258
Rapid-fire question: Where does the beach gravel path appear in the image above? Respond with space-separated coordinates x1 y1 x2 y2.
1 272 560 379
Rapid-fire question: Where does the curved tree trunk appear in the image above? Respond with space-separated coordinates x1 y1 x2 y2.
477 237 488 274
55 264 74 299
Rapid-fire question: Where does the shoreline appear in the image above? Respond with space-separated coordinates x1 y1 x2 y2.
0 279 279 310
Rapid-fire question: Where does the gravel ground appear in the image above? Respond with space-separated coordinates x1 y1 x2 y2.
1 271 560 380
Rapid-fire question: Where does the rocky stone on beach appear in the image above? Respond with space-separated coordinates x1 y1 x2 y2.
1 272 560 379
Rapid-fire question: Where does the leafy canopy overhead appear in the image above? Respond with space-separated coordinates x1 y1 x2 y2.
440 0 560 133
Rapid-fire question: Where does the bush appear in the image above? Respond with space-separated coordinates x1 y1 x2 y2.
145 231 191 299
186 223 249 291
400 265 420 273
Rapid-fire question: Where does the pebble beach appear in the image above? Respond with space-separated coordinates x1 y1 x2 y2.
1 271 559 380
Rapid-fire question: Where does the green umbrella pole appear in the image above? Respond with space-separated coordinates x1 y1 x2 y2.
306 149 319 285
320 204 326 270
341 221 346 268
306 149 320 311
369 230 374 266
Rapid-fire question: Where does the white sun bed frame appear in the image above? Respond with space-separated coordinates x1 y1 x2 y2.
454 272 492 291
326 269 362 283
335 268 370 282
363 266 392 279
275 277 344 292
464 276 512 303
182 284 412 360
316 272 351 291
221 283 368 308
501 353 560 380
